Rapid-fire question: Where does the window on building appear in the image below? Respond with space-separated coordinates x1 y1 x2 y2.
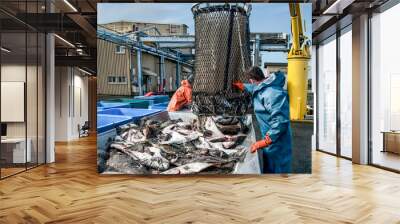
115 45 126 54
108 76 127 84
118 77 126 83
170 25 179 34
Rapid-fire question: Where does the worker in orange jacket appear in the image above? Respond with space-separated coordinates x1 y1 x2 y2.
167 75 194 112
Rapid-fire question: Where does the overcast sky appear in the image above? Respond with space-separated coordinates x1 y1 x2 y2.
98 3 312 64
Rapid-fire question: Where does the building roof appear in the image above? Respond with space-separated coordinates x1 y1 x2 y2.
264 62 288 68
101 20 188 28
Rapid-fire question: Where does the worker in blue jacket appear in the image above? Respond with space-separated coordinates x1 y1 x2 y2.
233 66 292 173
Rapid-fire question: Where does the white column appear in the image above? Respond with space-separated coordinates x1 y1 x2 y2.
352 14 369 164
311 45 317 151
46 33 55 163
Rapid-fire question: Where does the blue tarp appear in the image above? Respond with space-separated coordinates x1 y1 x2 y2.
148 102 169 110
98 108 162 123
134 95 170 104
97 114 133 133
113 98 153 108
97 102 131 109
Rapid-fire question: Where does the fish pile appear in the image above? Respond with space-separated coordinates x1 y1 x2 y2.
103 116 251 174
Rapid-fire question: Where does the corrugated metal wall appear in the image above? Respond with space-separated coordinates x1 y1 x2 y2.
98 38 188 96
97 39 131 96
141 53 159 92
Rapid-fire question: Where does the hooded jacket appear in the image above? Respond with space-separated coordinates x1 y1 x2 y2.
167 80 192 112
244 71 292 173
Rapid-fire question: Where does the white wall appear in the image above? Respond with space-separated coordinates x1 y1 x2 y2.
55 66 69 141
55 66 89 141
71 72 89 138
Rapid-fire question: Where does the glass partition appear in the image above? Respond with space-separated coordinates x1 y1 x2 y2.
0 1 46 179
317 35 337 154
370 4 400 171
339 27 352 158
1 31 28 177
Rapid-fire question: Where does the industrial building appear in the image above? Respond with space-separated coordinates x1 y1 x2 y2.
0 1 399 223
97 21 193 96
101 21 189 35
263 62 288 74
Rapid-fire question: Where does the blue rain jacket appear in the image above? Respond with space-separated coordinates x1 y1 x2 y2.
244 71 292 173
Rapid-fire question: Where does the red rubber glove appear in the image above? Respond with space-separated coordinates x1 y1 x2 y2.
250 135 272 153
232 81 245 91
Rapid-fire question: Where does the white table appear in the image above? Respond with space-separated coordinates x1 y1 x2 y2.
1 138 31 163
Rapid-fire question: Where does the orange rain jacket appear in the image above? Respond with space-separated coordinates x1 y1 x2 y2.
167 80 192 112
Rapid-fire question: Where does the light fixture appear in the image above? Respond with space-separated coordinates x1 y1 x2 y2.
78 67 93 76
77 49 83 55
63 0 78 12
54 34 75 48
322 0 354 15
1 47 11 53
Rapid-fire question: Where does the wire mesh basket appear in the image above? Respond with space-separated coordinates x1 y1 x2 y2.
191 3 253 116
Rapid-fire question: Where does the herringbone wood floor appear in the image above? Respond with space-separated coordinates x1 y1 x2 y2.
1 135 400 224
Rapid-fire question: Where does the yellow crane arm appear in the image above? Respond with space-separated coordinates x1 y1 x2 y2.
289 3 305 54
287 3 311 120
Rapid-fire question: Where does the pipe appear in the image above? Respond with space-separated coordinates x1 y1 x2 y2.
137 41 143 95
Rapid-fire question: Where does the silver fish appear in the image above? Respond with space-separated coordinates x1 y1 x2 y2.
161 162 214 174
147 147 164 158
117 123 139 134
175 128 195 136
214 116 240 125
108 115 250 174
114 135 123 142
215 123 242 135
176 121 193 129
208 142 241 156
193 137 212 150
111 143 170 171
204 117 225 138
120 128 144 143
222 134 247 149
208 136 227 143
161 124 177 134
105 148 148 174
159 131 201 145
222 141 236 149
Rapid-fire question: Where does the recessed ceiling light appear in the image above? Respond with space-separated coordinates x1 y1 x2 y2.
322 0 354 15
63 0 78 12
54 34 75 48
1 47 11 53
78 67 93 76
